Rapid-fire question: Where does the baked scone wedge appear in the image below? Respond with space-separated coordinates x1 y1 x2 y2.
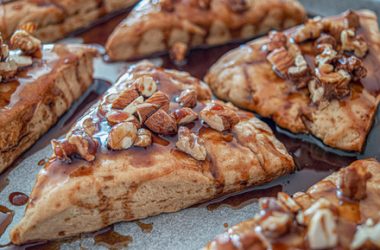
205 10 380 152
205 158 380 250
10 61 294 244
105 0 306 61
0 0 138 42
0 30 97 173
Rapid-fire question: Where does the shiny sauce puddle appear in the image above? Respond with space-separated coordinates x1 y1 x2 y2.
0 6 379 250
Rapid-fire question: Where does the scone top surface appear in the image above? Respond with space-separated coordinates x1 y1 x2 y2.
205 10 380 152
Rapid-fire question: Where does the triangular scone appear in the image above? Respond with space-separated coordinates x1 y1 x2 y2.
10 61 294 244
205 159 380 250
105 0 306 61
0 0 138 42
0 31 97 173
205 10 380 152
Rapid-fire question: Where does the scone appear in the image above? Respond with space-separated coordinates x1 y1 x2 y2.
0 0 138 42
10 61 295 244
205 159 380 250
105 0 306 61
0 29 97 173
205 10 380 152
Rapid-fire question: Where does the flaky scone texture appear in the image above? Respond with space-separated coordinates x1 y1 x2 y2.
10 62 294 244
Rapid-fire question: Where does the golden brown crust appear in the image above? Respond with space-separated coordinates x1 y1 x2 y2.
0 44 97 173
0 0 138 42
205 10 380 152
205 159 380 250
105 0 306 60
10 61 294 245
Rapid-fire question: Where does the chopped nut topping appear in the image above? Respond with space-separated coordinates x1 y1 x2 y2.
315 34 337 48
336 55 367 81
135 103 159 123
134 128 152 147
277 192 301 213
146 91 170 112
106 110 132 126
338 162 372 201
300 198 336 225
266 31 288 52
267 47 294 78
123 96 144 115
292 17 324 43
52 132 98 162
351 219 380 249
177 88 197 108
227 0 248 13
259 197 289 213
10 29 41 57
315 44 338 67
200 103 240 132
82 117 97 136
111 88 140 109
0 60 17 81
315 64 351 100
307 209 338 249
341 29 368 58
170 42 188 64
258 211 292 238
144 109 178 135
288 54 310 88
176 126 207 160
107 122 137 150
171 107 198 125
0 37 9 62
134 76 157 97
308 78 325 104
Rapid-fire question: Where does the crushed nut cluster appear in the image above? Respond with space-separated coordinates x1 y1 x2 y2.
264 11 369 105
0 23 41 83
250 163 375 249
53 73 241 162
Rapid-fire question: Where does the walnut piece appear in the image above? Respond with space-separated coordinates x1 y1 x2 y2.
10 29 41 56
111 88 140 109
259 211 292 238
134 128 152 147
170 42 188 64
338 162 372 201
146 91 170 112
176 126 207 161
200 103 240 132
351 219 380 249
107 122 137 150
307 209 338 249
267 47 294 78
177 88 197 108
171 107 198 125
292 17 324 43
134 76 157 97
341 29 368 58
144 109 178 135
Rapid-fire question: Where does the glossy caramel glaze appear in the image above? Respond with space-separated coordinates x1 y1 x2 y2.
205 159 380 250
205 10 380 152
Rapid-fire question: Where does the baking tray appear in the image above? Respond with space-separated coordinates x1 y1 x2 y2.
0 0 379 249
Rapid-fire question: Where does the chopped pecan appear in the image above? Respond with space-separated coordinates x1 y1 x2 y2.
277 192 301 214
10 29 41 57
288 54 310 88
200 103 240 132
267 47 294 78
341 29 368 58
258 211 292 238
259 197 289 213
171 107 198 125
134 76 157 97
298 198 336 225
0 60 17 81
308 78 325 104
146 91 170 112
227 0 248 13
176 126 207 161
292 17 324 43
351 219 380 249
315 34 337 48
134 128 152 147
316 64 352 100
336 56 367 81
106 110 132 126
170 42 188 64
107 121 137 150
135 103 159 123
123 96 144 115
82 117 97 136
111 88 140 109
144 109 178 135
177 88 197 108
307 209 338 249
266 31 288 52
315 43 338 66
338 162 372 201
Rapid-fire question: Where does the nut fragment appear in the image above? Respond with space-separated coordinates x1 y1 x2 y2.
351 219 380 249
171 107 198 125
0 60 17 81
170 42 188 64
316 64 352 100
144 109 178 135
107 122 137 150
258 211 292 238
111 88 140 109
82 117 97 136
135 103 159 123
315 44 338 67
176 126 207 161
106 110 132 126
266 31 287 52
200 102 240 132
134 128 152 147
267 47 294 78
288 54 310 88
146 91 170 112
292 17 324 43
0 37 9 61
134 76 157 97
277 192 301 213
307 209 338 249
341 29 368 58
336 56 367 81
337 162 372 201
315 34 337 48
10 29 41 56
177 88 197 108
123 96 144 115
300 198 336 225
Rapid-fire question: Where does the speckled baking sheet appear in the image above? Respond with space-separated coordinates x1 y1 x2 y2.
1 0 380 249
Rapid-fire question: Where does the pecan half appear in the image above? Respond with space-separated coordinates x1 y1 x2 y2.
267 47 294 78
144 109 178 135
258 211 292 238
277 192 301 214
200 103 240 132
111 88 140 109
146 91 170 112
288 54 310 88
338 162 372 201
171 107 198 125
341 29 368 58
107 122 138 150
134 128 152 147
266 31 288 52
292 17 324 43
176 126 207 161
177 88 197 108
